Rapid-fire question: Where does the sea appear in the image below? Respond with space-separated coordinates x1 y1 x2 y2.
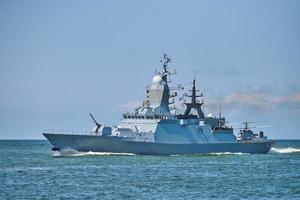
1 140 299 200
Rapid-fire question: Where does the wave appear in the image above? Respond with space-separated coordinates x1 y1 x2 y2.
51 147 300 157
52 148 136 157
269 147 300 154
53 148 247 157
209 152 247 155
2 166 54 172
170 152 248 156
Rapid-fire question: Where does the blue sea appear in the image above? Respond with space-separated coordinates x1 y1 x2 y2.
1 140 299 199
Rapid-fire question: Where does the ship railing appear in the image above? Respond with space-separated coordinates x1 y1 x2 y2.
44 129 95 135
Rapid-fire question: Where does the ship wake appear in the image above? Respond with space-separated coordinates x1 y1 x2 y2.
269 147 300 154
52 148 136 157
170 152 248 156
208 152 247 155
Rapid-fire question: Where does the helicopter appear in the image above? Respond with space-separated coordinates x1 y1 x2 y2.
236 122 271 141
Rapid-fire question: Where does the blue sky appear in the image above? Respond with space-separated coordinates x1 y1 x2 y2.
0 0 299 139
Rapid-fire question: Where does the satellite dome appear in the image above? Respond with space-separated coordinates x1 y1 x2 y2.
152 75 162 83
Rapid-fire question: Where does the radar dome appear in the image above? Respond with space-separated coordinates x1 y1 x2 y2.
152 75 162 83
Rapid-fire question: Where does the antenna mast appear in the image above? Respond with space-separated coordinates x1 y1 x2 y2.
219 94 222 119
160 53 174 82
183 79 204 118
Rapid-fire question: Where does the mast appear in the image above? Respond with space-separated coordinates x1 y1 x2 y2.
219 94 222 119
183 79 204 118
160 53 173 82
144 53 176 116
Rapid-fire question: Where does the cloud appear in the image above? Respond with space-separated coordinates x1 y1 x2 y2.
194 66 247 76
274 93 300 104
224 92 270 108
117 92 300 116
204 91 300 113
113 100 141 112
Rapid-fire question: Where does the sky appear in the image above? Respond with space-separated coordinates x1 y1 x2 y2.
0 0 299 139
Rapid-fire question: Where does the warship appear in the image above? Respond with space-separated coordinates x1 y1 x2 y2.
43 54 275 155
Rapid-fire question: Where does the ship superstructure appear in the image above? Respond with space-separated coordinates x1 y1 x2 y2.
43 54 275 155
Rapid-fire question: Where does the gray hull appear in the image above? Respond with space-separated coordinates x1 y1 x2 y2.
43 133 275 155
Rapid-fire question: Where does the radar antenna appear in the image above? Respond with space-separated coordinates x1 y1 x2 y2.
160 53 172 73
160 53 175 82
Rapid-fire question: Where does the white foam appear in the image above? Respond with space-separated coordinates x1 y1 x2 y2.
175 152 248 156
52 151 62 157
209 152 247 155
4 166 54 172
70 151 136 156
53 148 136 157
269 147 300 154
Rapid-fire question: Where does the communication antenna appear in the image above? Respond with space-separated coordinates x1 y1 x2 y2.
159 53 175 84
160 53 172 73
219 94 222 119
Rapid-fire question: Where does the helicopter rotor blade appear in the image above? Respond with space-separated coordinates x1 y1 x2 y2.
242 121 265 124
236 126 256 129
256 124 273 128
